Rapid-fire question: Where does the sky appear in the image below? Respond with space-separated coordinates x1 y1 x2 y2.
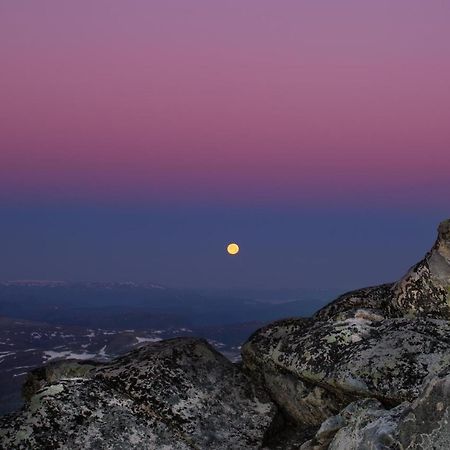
0 1 449 289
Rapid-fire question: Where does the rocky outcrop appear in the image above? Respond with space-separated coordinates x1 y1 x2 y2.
313 284 393 322
22 359 101 402
314 220 450 322
243 318 354 426
0 338 278 449
391 219 450 319
2 219 450 449
242 219 450 423
243 313 450 408
302 373 450 449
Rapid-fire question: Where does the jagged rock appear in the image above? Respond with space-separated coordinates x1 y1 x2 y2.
391 219 450 319
0 338 278 449
243 219 450 420
315 219 450 322
304 373 450 449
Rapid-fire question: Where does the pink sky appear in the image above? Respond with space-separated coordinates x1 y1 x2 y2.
1 0 449 207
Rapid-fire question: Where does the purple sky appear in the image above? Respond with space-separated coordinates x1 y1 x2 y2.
0 1 449 288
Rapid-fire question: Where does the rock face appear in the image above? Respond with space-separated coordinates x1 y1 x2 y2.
302 374 450 450
2 219 450 449
314 219 450 322
0 338 278 449
242 219 450 423
243 318 354 426
391 219 450 319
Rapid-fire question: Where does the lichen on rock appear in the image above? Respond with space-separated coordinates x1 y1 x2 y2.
1 338 278 449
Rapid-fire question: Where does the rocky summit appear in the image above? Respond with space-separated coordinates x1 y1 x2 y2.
2 219 450 449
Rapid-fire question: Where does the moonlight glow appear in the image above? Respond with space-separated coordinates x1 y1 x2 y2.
227 243 240 255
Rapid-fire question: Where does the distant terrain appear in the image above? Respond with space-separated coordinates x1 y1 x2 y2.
0 281 335 415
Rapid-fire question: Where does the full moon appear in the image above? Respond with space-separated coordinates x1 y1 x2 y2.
227 242 240 255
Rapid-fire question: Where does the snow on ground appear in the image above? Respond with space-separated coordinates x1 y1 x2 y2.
135 337 162 344
43 351 98 362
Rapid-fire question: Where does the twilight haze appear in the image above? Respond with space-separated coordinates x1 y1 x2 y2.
0 1 449 288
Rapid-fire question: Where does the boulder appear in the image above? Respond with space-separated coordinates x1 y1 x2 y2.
243 312 450 408
243 318 354 426
303 373 450 449
1 378 193 450
242 219 450 423
0 338 278 449
22 359 100 402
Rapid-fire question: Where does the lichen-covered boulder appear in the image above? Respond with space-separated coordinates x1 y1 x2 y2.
313 284 393 322
1 378 193 450
301 398 404 450
243 219 450 423
0 338 278 449
304 374 450 450
94 337 277 447
243 310 450 411
243 318 353 426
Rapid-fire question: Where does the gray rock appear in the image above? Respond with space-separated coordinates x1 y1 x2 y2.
1 378 193 450
243 219 450 418
22 359 100 402
310 374 450 449
314 284 393 322
243 312 450 406
1 338 278 449
315 219 450 322
243 318 353 426
396 374 450 449
303 398 404 450
299 415 346 450
391 219 450 319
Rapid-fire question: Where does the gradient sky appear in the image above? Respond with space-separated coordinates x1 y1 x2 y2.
1 1 449 288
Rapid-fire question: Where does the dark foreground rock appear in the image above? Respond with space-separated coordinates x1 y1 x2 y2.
1 219 450 449
0 338 278 449
302 374 450 449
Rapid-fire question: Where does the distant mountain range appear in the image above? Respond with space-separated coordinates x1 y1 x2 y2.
0 281 337 328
